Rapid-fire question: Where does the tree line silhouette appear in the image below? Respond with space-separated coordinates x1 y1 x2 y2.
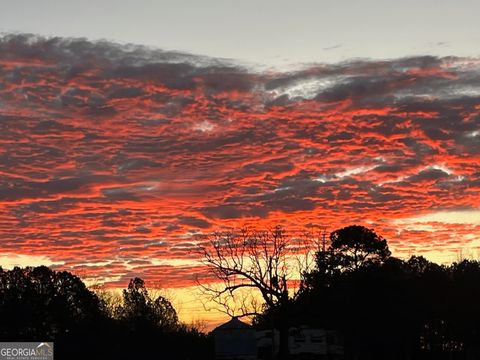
0 266 211 359
253 225 480 360
1 225 480 359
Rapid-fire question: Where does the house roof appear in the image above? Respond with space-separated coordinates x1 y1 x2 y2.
213 317 252 331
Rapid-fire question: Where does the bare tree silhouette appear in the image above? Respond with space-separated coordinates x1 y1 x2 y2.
197 225 317 359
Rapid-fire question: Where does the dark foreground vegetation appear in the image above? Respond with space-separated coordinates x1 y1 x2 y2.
1 225 480 359
308 229 480 359
266 253 480 360
0 267 212 359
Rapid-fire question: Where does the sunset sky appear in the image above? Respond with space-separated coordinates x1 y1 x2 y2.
1 1 479 327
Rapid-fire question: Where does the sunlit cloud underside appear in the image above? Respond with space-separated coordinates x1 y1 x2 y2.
0 34 479 289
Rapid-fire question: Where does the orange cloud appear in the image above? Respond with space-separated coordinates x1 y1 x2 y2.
0 34 479 292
